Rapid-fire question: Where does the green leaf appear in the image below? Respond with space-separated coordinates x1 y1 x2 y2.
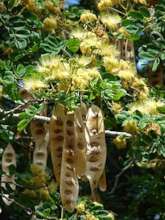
17 104 44 132
157 105 165 113
152 58 160 72
66 38 80 53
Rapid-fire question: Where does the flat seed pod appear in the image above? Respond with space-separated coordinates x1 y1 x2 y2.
75 103 87 178
1 144 16 206
85 105 107 200
98 170 107 192
60 112 79 212
31 120 49 169
49 104 66 185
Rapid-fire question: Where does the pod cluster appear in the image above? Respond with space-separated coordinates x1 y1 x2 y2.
1 103 107 212
50 103 107 211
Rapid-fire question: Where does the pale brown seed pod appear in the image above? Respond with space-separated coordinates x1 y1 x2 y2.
30 120 49 169
98 170 107 192
49 104 66 185
1 144 16 205
60 112 79 212
85 105 107 200
75 103 87 178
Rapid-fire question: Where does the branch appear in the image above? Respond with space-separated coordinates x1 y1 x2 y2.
109 161 134 195
0 109 132 137
0 193 33 215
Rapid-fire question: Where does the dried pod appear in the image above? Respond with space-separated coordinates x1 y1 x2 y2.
1 144 16 206
98 170 107 192
60 112 79 212
31 120 49 169
75 103 87 178
49 104 66 185
85 105 107 200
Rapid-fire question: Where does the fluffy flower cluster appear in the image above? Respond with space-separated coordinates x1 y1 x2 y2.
72 67 100 90
24 79 47 91
36 55 101 91
98 0 121 11
79 32 102 55
43 16 58 32
98 0 146 11
80 11 97 24
100 13 121 30
103 56 136 81
129 99 164 115
37 55 70 80
131 77 149 100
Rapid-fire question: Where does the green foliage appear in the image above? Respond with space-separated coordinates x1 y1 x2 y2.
0 1 165 220
17 104 44 132
138 0 165 71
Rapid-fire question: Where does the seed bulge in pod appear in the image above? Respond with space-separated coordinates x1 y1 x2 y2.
60 111 79 212
1 144 16 206
85 105 107 201
49 103 66 185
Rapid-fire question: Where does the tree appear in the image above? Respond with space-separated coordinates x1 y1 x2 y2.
0 0 165 219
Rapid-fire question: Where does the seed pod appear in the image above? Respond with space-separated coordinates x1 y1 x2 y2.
49 104 66 185
60 112 79 212
75 103 87 178
98 170 107 192
1 144 16 205
30 120 49 169
85 105 107 200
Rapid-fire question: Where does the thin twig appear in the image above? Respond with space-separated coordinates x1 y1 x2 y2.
60 206 64 220
1 181 46 190
109 161 134 195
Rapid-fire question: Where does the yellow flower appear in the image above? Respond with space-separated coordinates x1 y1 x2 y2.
44 0 61 14
70 29 86 40
99 44 119 57
111 102 123 114
118 68 135 80
85 212 99 220
100 13 121 30
43 16 58 32
38 55 70 81
24 79 47 91
80 36 101 55
76 202 86 214
80 11 97 23
72 67 100 90
138 90 149 101
103 56 120 74
119 60 131 69
25 0 38 13
129 99 164 115
74 56 93 67
144 123 161 135
123 119 139 134
113 136 127 149
131 77 147 89
131 77 149 100
98 0 113 11
118 27 130 38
